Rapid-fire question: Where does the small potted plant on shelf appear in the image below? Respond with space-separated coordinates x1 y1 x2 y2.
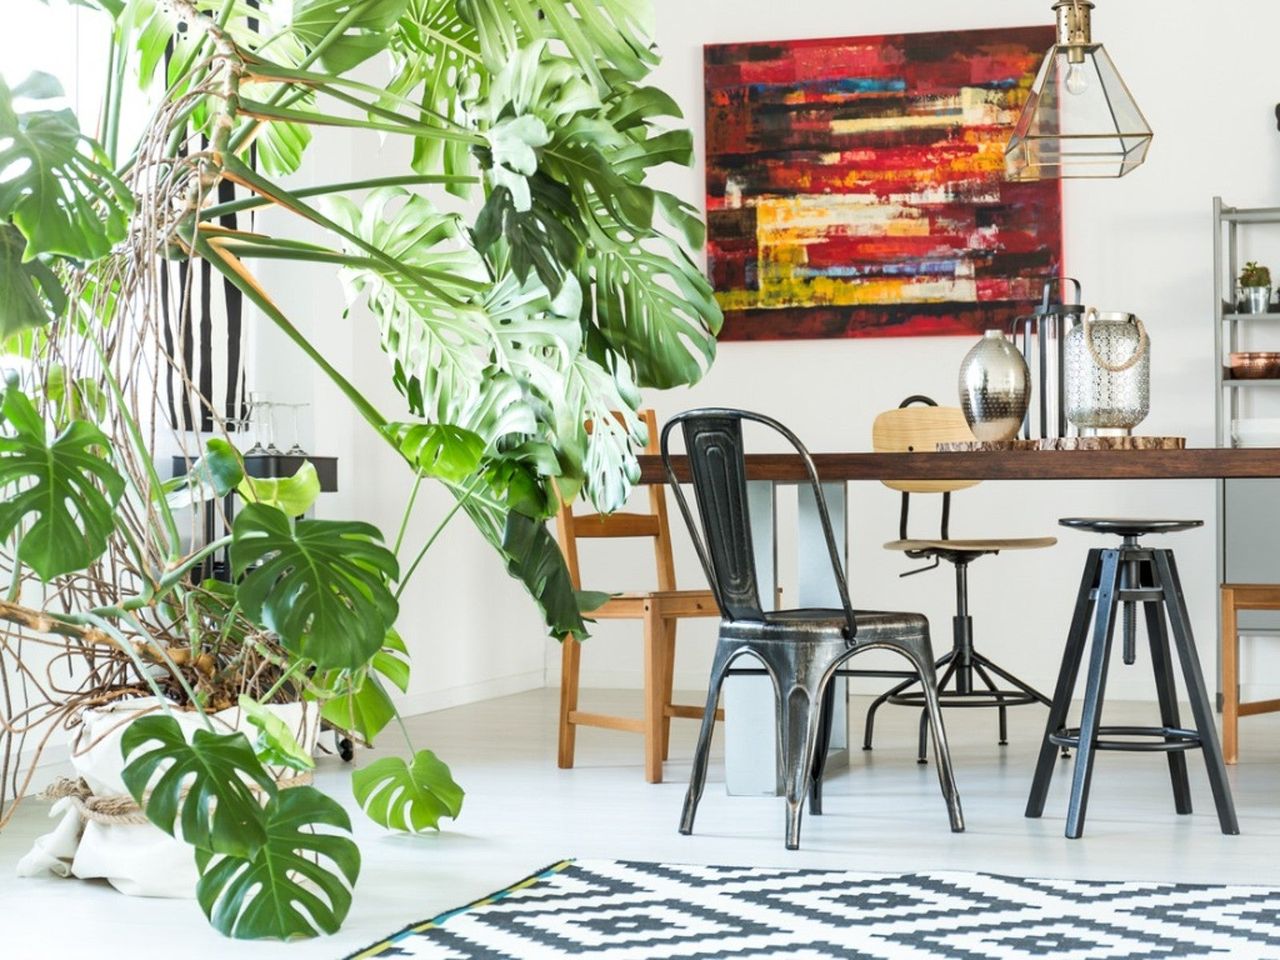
1239 261 1273 314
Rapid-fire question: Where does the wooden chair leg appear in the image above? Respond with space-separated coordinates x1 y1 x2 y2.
642 606 665 783
558 636 582 769
660 617 677 761
1222 586 1239 765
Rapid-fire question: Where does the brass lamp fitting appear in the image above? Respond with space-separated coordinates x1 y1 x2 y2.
1053 0 1093 63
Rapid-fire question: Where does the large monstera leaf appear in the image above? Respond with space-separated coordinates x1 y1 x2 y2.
0 224 65 338
555 350 644 513
293 0 410 73
458 0 656 89
0 387 125 581
388 0 484 189
120 715 276 859
327 187 491 425
231 503 399 671
0 73 132 261
585 218 720 389
352 749 463 832
196 786 360 940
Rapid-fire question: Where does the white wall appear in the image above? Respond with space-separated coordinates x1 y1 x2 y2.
549 0 1280 706
251 1 1280 716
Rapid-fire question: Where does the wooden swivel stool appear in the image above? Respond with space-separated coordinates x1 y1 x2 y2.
863 397 1057 762
556 409 720 783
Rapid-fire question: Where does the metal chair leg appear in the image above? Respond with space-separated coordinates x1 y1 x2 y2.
1065 549 1122 839
917 656 960 764
862 660 934 751
1027 549 1102 818
1152 550 1240 836
765 647 839 851
680 638 737 837
906 642 965 833
1141 574 1193 816
809 682 836 815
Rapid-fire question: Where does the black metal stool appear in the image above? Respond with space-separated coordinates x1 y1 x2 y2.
1026 518 1239 839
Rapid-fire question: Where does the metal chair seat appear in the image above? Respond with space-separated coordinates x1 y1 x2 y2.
720 608 928 643
885 537 1057 554
1059 518 1204 537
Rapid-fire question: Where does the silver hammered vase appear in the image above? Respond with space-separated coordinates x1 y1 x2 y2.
1064 309 1150 436
958 330 1030 442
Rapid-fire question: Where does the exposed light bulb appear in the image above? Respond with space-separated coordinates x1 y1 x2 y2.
1065 62 1089 96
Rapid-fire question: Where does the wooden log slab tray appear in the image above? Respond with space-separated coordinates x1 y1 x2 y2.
937 437 1186 452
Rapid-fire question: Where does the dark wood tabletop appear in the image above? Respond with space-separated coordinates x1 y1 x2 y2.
640 448 1280 484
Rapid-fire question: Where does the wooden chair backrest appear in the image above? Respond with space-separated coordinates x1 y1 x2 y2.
555 409 677 592
872 405 981 495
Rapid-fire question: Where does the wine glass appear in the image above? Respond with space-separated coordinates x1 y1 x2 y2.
243 393 268 456
283 403 309 456
261 401 283 456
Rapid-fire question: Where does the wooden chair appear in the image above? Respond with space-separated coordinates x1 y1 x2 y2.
1220 583 1280 763
556 409 720 783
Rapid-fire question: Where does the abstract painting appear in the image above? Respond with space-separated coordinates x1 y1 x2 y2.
704 26 1062 340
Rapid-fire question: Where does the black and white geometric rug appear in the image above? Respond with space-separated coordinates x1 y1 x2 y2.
346 859 1280 959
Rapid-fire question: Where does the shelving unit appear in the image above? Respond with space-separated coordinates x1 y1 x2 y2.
1213 197 1280 699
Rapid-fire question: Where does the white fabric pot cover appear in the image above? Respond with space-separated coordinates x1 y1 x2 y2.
17 697 319 898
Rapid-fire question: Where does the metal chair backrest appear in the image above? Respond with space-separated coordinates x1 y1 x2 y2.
660 408 858 640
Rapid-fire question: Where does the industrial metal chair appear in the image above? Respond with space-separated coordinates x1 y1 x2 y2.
863 396 1057 762
661 408 964 850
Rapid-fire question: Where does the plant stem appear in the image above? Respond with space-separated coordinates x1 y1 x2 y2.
85 338 183 559
393 472 424 556
199 174 479 220
394 483 475 601
393 710 417 755
258 658 304 703
226 1 367 154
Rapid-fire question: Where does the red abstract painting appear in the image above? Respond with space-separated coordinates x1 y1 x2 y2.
705 27 1063 340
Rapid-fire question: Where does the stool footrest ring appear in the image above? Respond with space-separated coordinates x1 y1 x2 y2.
889 689 1039 710
1048 725 1202 752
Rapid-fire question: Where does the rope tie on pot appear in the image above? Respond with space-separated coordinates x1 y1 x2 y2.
38 772 313 827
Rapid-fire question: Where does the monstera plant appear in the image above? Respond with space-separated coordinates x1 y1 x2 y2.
0 0 718 941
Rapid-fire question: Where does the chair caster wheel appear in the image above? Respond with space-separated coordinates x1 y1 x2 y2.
338 738 355 762
1060 749 1071 760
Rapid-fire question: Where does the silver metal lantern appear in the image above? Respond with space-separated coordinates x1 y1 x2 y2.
959 330 1030 442
1064 309 1150 435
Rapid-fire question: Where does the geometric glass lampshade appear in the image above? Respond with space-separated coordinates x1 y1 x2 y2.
1006 0 1152 180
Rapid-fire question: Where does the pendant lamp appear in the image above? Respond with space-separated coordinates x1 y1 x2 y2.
1005 0 1152 180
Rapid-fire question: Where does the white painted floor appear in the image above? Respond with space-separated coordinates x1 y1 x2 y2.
2 688 1278 958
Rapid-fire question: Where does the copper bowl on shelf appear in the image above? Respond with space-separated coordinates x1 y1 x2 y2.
1227 352 1280 380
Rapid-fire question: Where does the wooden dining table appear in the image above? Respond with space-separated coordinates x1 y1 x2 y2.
635 446 1280 796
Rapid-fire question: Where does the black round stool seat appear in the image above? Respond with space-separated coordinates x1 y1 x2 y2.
1058 518 1204 537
